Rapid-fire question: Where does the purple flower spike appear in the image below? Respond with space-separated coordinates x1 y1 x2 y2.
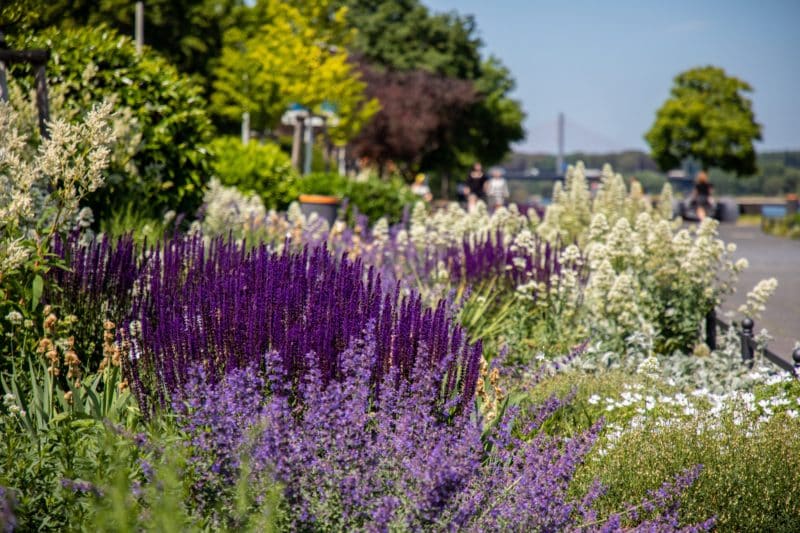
124 236 481 415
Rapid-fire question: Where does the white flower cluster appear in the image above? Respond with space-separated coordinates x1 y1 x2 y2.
198 179 337 248
738 277 779 320
591 372 799 456
198 178 271 240
541 165 761 356
515 239 584 325
404 201 533 252
4 310 23 326
1 98 115 273
537 162 672 246
581 213 741 353
2 392 26 418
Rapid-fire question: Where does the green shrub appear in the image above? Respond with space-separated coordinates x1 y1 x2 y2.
210 137 299 210
517 369 680 435
573 409 800 531
8 25 214 222
1 322 138 530
83 419 283 532
762 213 800 239
296 172 417 224
523 369 800 530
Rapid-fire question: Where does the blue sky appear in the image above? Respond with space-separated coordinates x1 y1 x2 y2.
422 0 800 154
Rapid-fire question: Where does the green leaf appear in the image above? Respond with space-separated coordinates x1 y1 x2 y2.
31 274 43 311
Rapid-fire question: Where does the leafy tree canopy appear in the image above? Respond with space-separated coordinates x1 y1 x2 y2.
211 0 379 145
645 65 762 176
2 0 246 93
426 57 525 172
341 0 524 173
349 63 477 173
343 0 482 79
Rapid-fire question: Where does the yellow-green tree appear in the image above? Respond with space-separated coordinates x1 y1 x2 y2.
211 0 378 144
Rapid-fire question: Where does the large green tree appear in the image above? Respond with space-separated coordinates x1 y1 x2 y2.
428 57 525 171
344 0 482 79
645 66 762 176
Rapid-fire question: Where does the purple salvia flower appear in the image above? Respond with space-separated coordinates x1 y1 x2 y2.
46 232 140 365
126 237 480 414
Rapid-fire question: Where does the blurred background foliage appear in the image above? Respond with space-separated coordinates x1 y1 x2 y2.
210 137 299 210
1 0 525 196
7 26 214 222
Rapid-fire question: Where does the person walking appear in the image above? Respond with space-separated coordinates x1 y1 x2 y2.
466 162 487 211
690 171 715 220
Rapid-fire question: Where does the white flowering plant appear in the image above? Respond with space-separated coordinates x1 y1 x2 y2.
0 97 116 376
571 383 800 532
543 162 771 357
184 160 775 371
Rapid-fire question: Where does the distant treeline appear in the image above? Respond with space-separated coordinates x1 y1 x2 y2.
506 150 800 197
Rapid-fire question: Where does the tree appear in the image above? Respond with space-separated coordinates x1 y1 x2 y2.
348 63 477 174
424 57 525 172
645 66 762 176
344 0 482 79
4 0 246 95
342 0 524 171
211 0 379 144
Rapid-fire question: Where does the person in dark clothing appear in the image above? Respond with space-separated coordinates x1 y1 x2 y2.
691 171 715 220
466 162 487 211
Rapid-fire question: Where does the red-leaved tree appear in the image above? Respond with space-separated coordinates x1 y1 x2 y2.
349 62 477 176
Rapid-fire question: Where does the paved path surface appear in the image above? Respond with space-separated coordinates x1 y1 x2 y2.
716 224 800 364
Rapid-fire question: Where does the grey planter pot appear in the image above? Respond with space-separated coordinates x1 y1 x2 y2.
298 194 340 225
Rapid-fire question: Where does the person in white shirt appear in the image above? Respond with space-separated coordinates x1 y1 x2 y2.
486 167 510 210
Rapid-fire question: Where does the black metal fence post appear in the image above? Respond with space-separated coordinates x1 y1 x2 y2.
0 31 8 102
707 309 794 373
741 317 755 367
0 46 51 138
705 308 717 351
793 348 800 378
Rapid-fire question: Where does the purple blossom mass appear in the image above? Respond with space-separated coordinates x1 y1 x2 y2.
173 332 712 531
48 232 140 319
124 236 481 414
40 229 708 532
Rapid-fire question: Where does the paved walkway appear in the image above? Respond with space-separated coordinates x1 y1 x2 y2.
716 224 800 364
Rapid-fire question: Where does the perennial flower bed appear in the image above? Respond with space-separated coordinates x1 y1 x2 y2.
1 98 797 531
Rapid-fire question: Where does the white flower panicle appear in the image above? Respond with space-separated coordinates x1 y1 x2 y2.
1 98 116 276
200 178 269 240
738 278 778 320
